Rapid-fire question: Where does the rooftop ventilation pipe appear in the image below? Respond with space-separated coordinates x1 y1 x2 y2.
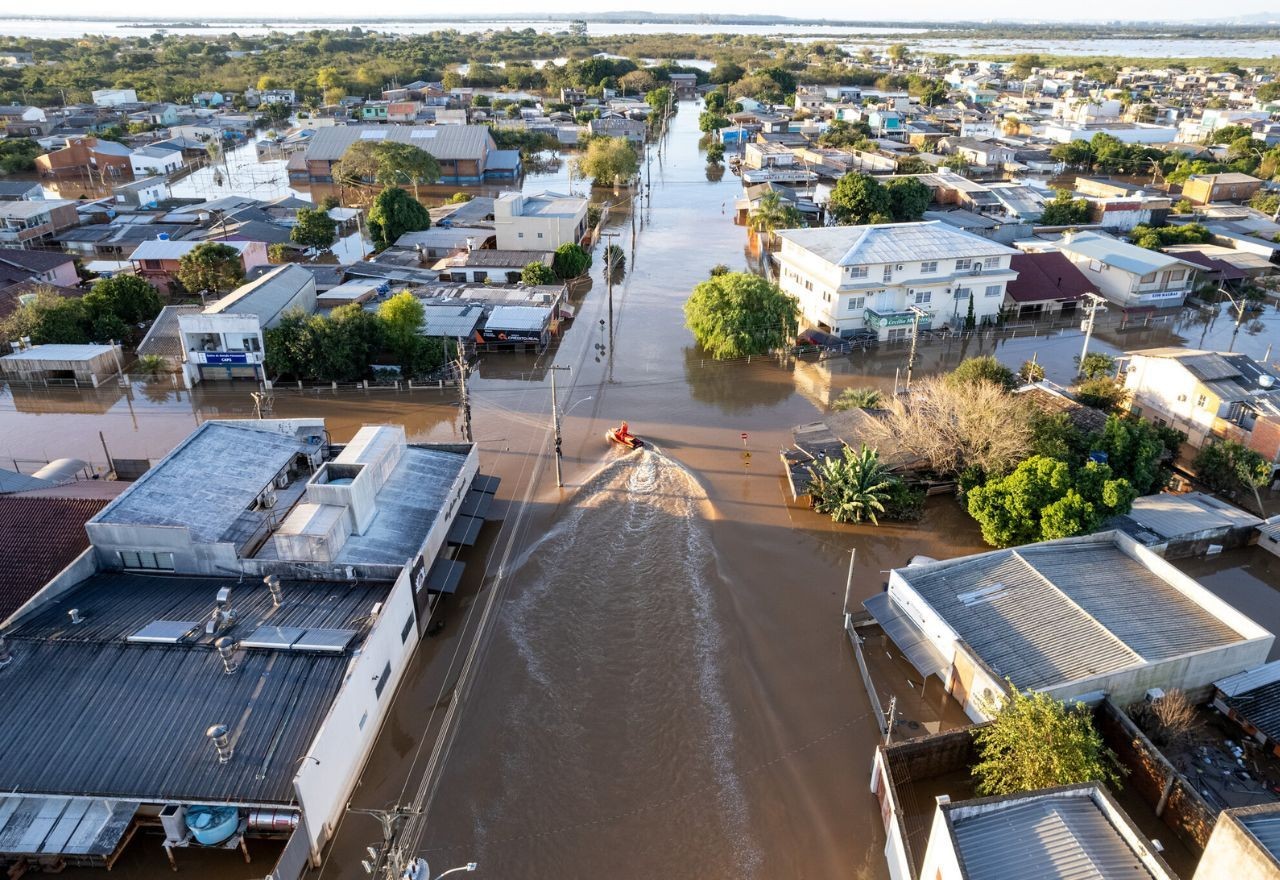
68 608 85 625
215 637 237 675
264 574 283 607
207 724 233 764
206 586 237 635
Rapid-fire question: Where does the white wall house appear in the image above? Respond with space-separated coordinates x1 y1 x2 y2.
129 145 183 177
775 221 1019 341
90 88 138 107
492 190 588 252
1055 230 1200 308
177 264 317 386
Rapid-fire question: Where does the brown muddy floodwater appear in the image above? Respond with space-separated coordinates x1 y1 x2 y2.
10 98 1280 880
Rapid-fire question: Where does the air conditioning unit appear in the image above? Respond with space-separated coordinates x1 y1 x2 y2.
258 488 277 509
896 264 905 271
275 472 290 489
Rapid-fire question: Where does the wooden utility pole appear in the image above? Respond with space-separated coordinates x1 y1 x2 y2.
904 305 929 390
549 365 571 487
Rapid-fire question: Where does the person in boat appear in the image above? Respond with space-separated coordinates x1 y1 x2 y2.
614 421 632 444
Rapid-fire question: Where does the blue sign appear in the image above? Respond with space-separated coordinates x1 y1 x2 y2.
204 352 249 365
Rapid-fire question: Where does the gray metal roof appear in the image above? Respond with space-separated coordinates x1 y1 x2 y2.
1058 232 1198 276
420 304 483 339
897 536 1244 690
303 124 494 162
1125 492 1261 540
1217 661 1280 745
137 304 201 359
776 220 1016 267
949 789 1162 880
203 264 314 322
0 571 389 804
1239 810 1280 861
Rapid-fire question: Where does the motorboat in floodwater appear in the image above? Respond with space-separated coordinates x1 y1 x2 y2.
606 425 644 449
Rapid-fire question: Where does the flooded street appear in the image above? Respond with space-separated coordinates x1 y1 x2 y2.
6 96 1280 880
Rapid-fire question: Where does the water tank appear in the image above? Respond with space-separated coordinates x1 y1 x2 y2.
31 458 86 485
158 232 171 241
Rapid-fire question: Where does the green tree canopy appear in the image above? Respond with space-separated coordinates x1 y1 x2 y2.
966 456 1137 547
0 290 91 345
334 140 441 199
885 177 931 222
82 275 162 327
1040 190 1091 226
828 172 892 225
521 262 556 285
1130 223 1211 250
551 243 592 279
972 687 1121 797
947 355 1017 391
291 206 337 249
367 187 431 251
683 271 798 359
833 387 884 410
1194 439 1272 512
576 136 639 186
176 242 244 298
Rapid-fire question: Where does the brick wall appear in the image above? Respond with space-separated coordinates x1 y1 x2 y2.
1248 416 1280 469
883 725 980 779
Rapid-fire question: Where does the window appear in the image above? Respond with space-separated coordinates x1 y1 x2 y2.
1141 272 1157 283
537 232 544 238
848 296 865 311
401 614 415 642
920 261 938 274
848 265 869 279
118 550 175 571
914 290 932 304
882 265 893 281
375 660 392 699
954 286 970 300
955 258 972 271
985 284 1002 298
1196 394 1207 408
983 256 1001 269
517 231 524 238
1089 260 1103 273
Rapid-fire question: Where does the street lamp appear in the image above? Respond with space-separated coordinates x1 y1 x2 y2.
434 865 477 880
401 859 477 880
1217 285 1255 352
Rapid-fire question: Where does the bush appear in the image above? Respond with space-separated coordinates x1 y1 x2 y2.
367 187 431 251
833 387 884 410
1073 377 1127 411
1127 690 1201 749
807 445 895 524
552 243 592 279
1194 439 1271 511
947 355 1017 391
521 262 556 285
683 272 798 359
881 480 926 521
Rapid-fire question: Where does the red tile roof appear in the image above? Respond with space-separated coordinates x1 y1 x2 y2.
1171 249 1249 282
1006 251 1095 304
0 496 106 621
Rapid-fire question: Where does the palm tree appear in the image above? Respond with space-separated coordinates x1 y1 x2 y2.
833 387 884 410
808 444 896 525
747 191 804 250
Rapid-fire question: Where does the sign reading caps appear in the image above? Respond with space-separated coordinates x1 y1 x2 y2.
204 352 249 365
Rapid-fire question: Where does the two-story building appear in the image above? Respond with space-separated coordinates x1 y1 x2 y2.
0 199 79 249
129 238 270 295
1124 348 1280 478
129 144 184 177
1054 231 1200 308
34 136 133 179
177 264 316 386
493 190 588 251
299 125 517 184
775 221 1019 340
1181 172 1264 205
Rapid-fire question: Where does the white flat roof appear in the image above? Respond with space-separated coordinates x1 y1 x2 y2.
2 344 116 362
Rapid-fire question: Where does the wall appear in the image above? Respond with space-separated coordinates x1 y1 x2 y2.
1195 808 1280 880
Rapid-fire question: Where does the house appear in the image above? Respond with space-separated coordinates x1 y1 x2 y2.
0 200 80 249
0 181 43 202
192 91 224 107
0 418 486 878
112 175 169 209
1003 250 1092 318
1195 803 1280 880
919 784 1178 880
0 105 51 138
589 114 646 144
667 73 698 100
940 136 1017 169
1213 662 1280 758
1182 172 1265 205
129 144 184 177
392 227 495 261
493 191 588 251
1111 491 1263 557
90 88 138 107
863 530 1271 722
775 221 1019 341
433 249 552 284
1054 231 1200 308
299 125 512 184
0 50 34 67
0 343 122 388
560 87 586 107
129 239 269 295
1123 348 1280 474
795 85 827 113
34 136 133 179
0 248 79 290
177 265 316 386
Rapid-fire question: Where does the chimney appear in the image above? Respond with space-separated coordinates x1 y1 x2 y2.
215 637 238 675
264 574 283 607
68 608 85 625
207 724 234 763
0 635 10 667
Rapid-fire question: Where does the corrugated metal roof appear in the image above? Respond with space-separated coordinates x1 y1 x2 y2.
203 264 313 322
138 304 202 359
1216 659 1280 697
776 220 1016 267
0 572 389 804
420 304 483 339
897 536 1244 690
949 790 1161 880
1239 811 1280 860
303 124 493 162
1218 662 1280 744
1126 492 1261 540
1058 232 1196 277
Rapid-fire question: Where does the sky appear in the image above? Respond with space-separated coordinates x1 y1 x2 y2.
3 2 1277 23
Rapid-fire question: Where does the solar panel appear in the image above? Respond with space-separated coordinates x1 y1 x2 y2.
290 629 356 653
240 625 306 649
127 620 199 644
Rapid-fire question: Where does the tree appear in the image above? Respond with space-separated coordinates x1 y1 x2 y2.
706 142 725 164
1010 53 1043 79
699 111 730 132
828 172 892 225
972 687 1121 797
551 243 592 280
335 140 441 199
819 120 874 149
1093 414 1181 495
886 44 910 66
268 242 292 263
367 187 431 251
833 387 884 410
176 242 244 298
0 290 90 345
885 177 931 222
1130 223 1211 250
1073 377 1127 411
1076 352 1116 379
895 156 933 175
748 191 804 249
521 262 556 285
644 86 671 114
1040 190 1091 226
620 70 656 94
291 206 337 250
709 59 744 85
1194 440 1272 513
683 272 798 359
575 136 639 187
0 138 41 174
966 456 1137 547
377 291 444 376
705 88 730 112
1019 359 1046 384
947 356 1017 391
82 275 162 327
808 445 895 524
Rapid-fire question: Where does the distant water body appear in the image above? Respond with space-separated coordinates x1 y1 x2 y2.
2 17 1280 58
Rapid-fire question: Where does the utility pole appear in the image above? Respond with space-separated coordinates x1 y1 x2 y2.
601 230 620 337
1218 286 1251 353
904 305 929 390
549 365 570 487
1076 292 1108 378
353 805 421 880
883 696 897 746
455 339 472 442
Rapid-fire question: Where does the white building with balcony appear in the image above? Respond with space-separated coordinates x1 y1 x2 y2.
177 264 316 386
775 221 1019 341
1054 231 1201 308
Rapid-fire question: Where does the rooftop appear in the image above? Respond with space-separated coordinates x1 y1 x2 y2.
302 124 494 162
1 344 116 363
1006 251 1093 303
889 532 1251 690
1231 804 1280 863
1215 661 1280 746
129 239 251 261
500 190 585 218
0 571 389 804
0 248 74 274
1122 491 1262 541
1056 231 1198 276
1131 348 1280 404
202 264 314 322
0 199 75 220
776 220 1016 267
0 496 106 622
